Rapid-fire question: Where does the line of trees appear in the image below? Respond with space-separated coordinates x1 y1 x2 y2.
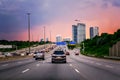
80 29 120 57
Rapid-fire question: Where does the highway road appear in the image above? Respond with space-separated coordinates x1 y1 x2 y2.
0 48 120 80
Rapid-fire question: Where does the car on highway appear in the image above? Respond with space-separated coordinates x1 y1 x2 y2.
33 51 37 58
65 51 70 55
34 52 45 60
4 52 13 57
75 51 79 55
51 50 66 63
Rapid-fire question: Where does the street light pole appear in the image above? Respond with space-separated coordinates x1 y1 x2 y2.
27 13 31 54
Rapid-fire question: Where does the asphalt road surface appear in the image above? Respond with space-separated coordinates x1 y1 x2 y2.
0 49 120 80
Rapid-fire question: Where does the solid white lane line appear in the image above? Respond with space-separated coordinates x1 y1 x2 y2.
75 69 80 73
96 63 102 66
105 65 113 68
2 64 8 66
22 69 30 73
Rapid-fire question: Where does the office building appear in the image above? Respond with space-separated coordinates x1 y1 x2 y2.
56 35 62 42
90 27 99 39
72 23 86 43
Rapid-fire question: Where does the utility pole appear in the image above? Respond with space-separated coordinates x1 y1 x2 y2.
44 26 46 49
50 30 52 48
27 13 31 54
50 31 51 42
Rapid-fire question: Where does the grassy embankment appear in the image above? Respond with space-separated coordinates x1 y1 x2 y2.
80 29 120 57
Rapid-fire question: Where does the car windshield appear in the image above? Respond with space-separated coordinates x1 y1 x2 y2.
53 51 64 55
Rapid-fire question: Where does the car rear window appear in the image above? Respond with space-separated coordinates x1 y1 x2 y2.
53 51 64 55
36 52 43 54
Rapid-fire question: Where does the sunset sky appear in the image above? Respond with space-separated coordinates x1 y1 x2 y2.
0 0 120 41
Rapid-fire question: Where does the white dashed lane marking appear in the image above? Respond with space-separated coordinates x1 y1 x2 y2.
22 69 30 73
75 69 80 73
105 65 113 68
96 63 102 66
89 61 94 63
18 62 22 63
2 64 8 66
36 64 40 67
69 64 73 67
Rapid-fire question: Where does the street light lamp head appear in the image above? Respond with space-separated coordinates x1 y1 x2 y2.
27 13 30 15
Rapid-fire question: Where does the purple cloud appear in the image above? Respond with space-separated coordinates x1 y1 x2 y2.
0 0 50 34
103 0 120 7
0 0 119 40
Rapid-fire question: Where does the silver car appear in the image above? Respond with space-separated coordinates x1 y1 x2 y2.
34 52 45 60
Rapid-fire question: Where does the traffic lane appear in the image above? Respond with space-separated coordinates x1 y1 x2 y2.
71 53 120 74
0 59 40 80
69 56 120 80
0 58 35 70
0 58 50 80
0 44 56 64
0 51 52 70
70 53 120 73
0 57 87 80
0 57 33 64
72 49 120 64
15 59 86 80
0 59 36 74
70 50 120 69
0 54 51 72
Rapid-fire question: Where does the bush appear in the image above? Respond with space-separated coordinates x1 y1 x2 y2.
67 44 76 50
80 29 120 57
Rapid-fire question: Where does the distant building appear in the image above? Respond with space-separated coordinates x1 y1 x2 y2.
63 38 71 42
90 27 99 39
46 38 49 42
72 23 86 43
56 35 62 42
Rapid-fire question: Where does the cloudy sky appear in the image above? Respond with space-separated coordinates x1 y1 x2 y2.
0 0 120 41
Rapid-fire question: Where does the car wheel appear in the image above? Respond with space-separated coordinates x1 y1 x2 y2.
52 61 54 63
64 60 66 63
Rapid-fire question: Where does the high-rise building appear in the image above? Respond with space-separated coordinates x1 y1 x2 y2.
72 23 86 43
90 27 99 39
56 35 62 42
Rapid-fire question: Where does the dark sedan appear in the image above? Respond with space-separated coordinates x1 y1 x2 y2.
51 50 66 63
